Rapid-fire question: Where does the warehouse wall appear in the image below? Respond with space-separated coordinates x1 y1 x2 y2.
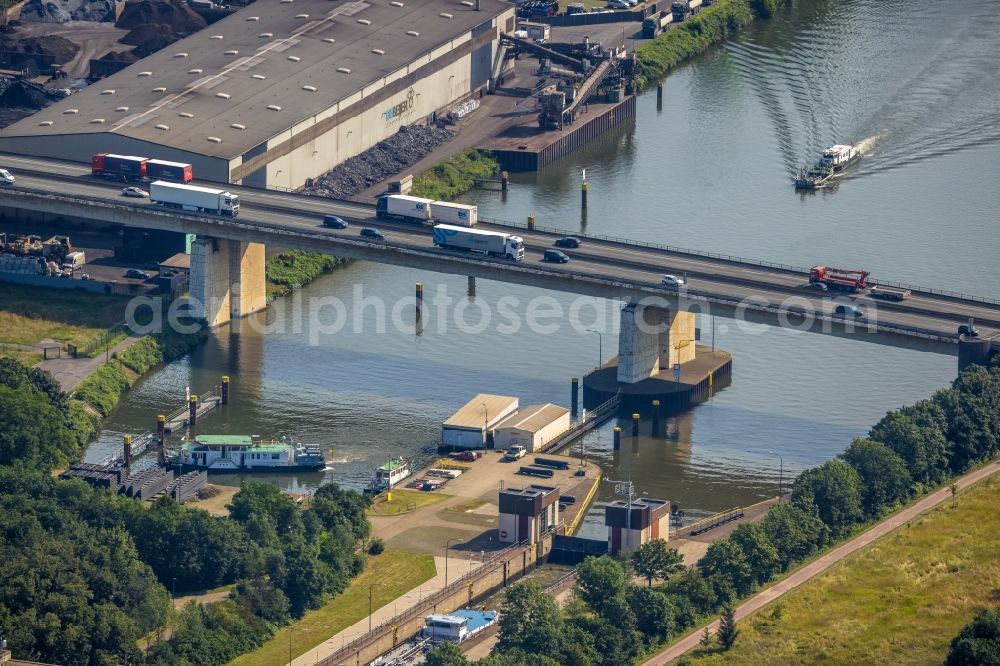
0 133 232 183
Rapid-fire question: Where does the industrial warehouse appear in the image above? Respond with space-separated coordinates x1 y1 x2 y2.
0 0 515 190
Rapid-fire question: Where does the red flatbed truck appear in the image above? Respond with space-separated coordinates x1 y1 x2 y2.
809 265 870 293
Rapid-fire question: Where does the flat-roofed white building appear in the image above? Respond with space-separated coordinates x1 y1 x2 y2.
442 393 518 449
493 403 570 452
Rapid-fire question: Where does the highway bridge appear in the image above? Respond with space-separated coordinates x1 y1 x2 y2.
0 152 997 370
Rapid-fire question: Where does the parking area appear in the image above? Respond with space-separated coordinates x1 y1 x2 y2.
370 450 599 559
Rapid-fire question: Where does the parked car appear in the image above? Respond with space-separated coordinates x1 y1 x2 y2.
360 227 385 240
554 236 580 248
543 249 569 263
323 214 349 229
0 168 15 185
450 450 482 462
504 445 527 461
79 273 93 281
121 186 148 198
662 274 685 287
566 2 585 13
125 269 150 279
958 323 980 338
834 304 864 318
143 261 160 270
607 0 630 9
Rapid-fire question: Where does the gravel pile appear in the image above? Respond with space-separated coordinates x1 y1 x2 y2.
303 124 454 200
19 0 118 22
121 23 181 57
0 79 55 128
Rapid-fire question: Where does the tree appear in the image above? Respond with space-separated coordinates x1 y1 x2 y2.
945 606 1000 666
497 581 564 658
699 538 754 596
717 605 739 650
699 627 713 648
728 523 780 587
869 400 949 485
627 586 675 642
228 480 300 533
632 539 685 587
791 459 863 536
424 642 469 666
935 369 1000 473
841 438 912 517
760 502 829 570
0 385 75 468
576 556 631 621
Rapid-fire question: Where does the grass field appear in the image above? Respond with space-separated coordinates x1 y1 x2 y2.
369 488 450 515
0 284 128 349
227 549 436 666
683 475 1000 665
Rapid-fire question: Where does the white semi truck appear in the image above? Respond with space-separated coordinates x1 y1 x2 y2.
377 195 478 226
432 224 523 261
149 181 240 217
431 201 478 227
376 194 433 223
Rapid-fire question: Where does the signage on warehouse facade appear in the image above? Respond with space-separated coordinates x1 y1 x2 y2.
383 88 416 124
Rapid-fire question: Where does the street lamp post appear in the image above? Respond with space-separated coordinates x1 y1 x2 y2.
445 537 458 587
368 584 376 632
481 402 488 447
288 627 292 666
587 329 602 369
769 450 784 502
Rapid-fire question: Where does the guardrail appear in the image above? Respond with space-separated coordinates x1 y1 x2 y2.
0 187 991 340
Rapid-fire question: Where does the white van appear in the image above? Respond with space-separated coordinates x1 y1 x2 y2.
0 169 15 185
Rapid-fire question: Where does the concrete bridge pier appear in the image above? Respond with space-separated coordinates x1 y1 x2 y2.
190 237 266 328
617 303 696 384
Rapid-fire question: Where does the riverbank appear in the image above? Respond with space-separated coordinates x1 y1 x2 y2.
635 0 795 91
410 149 501 200
265 249 350 300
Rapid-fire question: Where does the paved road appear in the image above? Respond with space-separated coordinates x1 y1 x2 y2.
643 459 1000 666
37 334 143 392
2 152 998 347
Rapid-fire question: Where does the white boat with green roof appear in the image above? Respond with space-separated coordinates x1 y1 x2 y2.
166 434 325 473
366 457 412 494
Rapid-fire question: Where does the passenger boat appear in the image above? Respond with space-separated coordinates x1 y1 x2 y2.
166 434 326 473
366 457 412 493
794 144 862 189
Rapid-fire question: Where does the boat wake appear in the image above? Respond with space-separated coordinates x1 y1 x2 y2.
853 135 879 156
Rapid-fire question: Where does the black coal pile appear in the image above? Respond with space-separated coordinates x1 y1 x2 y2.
120 23 181 57
0 79 55 128
116 0 206 35
0 34 80 64
303 124 454 200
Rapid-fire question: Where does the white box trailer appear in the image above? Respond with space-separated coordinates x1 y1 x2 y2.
432 224 524 261
149 181 239 217
431 201 478 227
61 251 86 269
376 194 433 223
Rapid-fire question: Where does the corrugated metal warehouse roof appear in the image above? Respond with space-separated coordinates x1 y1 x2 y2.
443 393 518 430
3 0 508 159
495 403 569 434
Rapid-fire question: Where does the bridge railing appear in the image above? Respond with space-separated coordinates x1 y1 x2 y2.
473 214 1000 307
4 185 997 309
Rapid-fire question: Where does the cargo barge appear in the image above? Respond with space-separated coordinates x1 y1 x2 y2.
166 434 325 473
794 144 862 189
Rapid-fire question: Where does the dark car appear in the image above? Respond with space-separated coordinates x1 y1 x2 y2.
125 269 150 279
958 323 980 338
834 304 864 318
554 236 580 248
143 261 160 270
360 227 385 240
543 249 569 263
323 214 348 229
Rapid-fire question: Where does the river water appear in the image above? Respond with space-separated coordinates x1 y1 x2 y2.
89 0 999 537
